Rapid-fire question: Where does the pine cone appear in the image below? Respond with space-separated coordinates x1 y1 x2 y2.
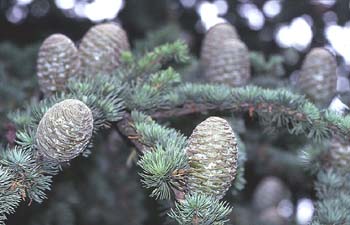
186 116 238 199
202 39 250 86
79 23 130 76
37 34 81 95
35 99 94 162
201 22 239 67
252 176 291 212
298 47 337 105
329 138 350 169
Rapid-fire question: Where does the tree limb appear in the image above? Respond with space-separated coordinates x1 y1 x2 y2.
115 113 146 154
150 101 347 140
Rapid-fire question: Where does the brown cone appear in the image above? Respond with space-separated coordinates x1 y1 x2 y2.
35 99 93 162
201 22 240 67
299 47 337 105
37 34 81 95
79 23 130 76
329 138 350 170
202 39 250 86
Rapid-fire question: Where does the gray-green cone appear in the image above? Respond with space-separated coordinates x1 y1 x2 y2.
201 22 239 67
35 99 94 162
36 34 81 95
299 47 337 105
79 23 130 76
329 138 350 170
203 39 250 86
186 116 238 200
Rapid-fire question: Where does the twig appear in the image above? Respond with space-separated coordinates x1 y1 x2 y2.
150 101 347 139
115 113 146 154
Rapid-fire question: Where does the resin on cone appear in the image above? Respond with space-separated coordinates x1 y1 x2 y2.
201 22 240 67
299 47 337 105
79 23 130 76
202 39 250 86
37 34 81 95
186 116 238 199
35 99 94 162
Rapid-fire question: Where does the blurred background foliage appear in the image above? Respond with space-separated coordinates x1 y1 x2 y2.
1 0 350 224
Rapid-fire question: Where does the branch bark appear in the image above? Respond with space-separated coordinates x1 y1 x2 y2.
115 113 146 154
116 100 345 154
151 102 304 119
150 101 348 140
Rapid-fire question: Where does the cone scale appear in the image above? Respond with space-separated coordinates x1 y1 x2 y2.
203 39 250 86
185 116 238 199
35 99 93 162
36 34 81 95
299 47 337 105
79 23 130 76
329 138 350 170
200 23 240 67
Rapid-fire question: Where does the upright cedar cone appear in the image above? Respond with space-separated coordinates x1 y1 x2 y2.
79 23 130 76
186 117 238 199
37 34 81 95
201 22 239 67
202 39 250 86
35 99 94 162
299 47 337 105
329 138 350 170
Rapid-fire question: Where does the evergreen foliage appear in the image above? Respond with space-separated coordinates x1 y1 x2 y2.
1 20 350 225
0 42 39 134
169 193 232 225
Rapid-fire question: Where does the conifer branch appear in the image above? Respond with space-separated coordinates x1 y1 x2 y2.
115 113 146 153
301 139 350 224
3 35 350 225
168 193 232 225
1 74 125 224
144 84 350 142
